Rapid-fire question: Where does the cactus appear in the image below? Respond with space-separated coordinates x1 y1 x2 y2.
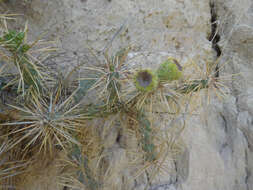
157 58 182 82
137 111 157 162
134 69 158 92
0 30 43 94
69 145 100 190
177 79 209 94
0 24 225 190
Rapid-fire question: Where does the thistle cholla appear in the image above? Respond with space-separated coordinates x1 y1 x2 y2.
156 58 182 82
134 69 158 92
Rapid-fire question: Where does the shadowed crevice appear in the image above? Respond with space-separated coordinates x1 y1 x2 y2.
209 0 222 78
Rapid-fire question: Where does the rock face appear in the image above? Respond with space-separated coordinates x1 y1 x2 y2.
213 1 253 190
1 0 253 190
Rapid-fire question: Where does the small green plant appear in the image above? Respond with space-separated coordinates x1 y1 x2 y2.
156 58 182 82
0 30 39 93
0 27 54 98
177 79 209 93
0 30 30 53
137 110 156 162
134 69 158 92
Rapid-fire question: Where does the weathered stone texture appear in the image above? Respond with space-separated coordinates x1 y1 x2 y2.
2 0 253 189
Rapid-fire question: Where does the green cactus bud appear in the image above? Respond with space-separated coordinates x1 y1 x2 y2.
134 69 158 92
157 58 182 82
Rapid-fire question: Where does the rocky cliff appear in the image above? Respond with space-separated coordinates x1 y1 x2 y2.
1 0 252 190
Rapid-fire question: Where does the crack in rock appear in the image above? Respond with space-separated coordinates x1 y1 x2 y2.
209 0 222 78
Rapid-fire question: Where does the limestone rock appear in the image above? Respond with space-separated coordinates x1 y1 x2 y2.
1 0 253 190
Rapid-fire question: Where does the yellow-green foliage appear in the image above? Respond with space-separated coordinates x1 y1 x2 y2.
0 29 44 95
134 69 158 92
157 58 182 81
137 111 156 162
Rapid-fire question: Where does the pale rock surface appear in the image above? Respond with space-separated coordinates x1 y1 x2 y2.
213 1 253 190
2 0 253 190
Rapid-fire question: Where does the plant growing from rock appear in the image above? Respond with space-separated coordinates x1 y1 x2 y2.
0 18 228 189
0 29 42 95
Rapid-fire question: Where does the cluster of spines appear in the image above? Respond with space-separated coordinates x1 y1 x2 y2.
0 27 217 189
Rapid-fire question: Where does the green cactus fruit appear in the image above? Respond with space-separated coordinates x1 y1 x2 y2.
157 58 182 82
134 69 158 92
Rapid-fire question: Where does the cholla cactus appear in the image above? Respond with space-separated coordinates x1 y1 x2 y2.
156 58 182 82
0 21 227 189
134 69 158 92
